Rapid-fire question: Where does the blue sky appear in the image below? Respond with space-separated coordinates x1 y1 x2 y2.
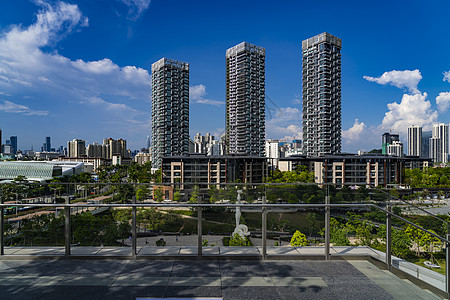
0 0 450 152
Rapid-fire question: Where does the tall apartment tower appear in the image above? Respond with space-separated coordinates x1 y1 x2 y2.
302 33 342 157
430 123 449 163
67 139 86 157
225 42 265 156
151 58 189 168
407 125 422 156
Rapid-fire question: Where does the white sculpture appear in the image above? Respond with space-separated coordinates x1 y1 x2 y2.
233 190 250 238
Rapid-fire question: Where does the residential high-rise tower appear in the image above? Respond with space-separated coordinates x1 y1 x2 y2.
151 58 189 167
407 125 422 156
382 132 399 155
225 42 265 156
302 33 342 156
430 123 449 163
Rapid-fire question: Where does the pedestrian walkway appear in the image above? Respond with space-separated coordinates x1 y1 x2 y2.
0 258 442 299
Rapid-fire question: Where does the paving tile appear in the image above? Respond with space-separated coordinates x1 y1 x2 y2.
219 247 260 256
1 275 65 286
171 260 220 277
58 274 118 286
222 286 281 300
121 260 174 276
263 260 318 277
72 260 128 275
168 276 221 286
39 285 111 300
54 247 101 255
220 261 269 277
163 286 222 298
113 275 169 286
179 246 220 255
0 286 51 300
138 246 180 256
97 247 133 256
222 276 274 286
272 276 327 287
107 286 167 300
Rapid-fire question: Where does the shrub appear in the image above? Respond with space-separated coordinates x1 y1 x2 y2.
290 230 308 246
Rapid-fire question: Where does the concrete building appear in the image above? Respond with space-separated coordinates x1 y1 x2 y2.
68 139 86 157
407 125 422 157
43 137 51 152
86 143 103 158
225 42 265 156
103 138 128 159
193 133 224 156
279 154 431 187
133 152 152 165
162 154 268 195
387 140 404 157
302 33 342 157
265 139 279 170
151 58 189 168
430 123 449 163
0 161 85 182
280 139 303 158
382 133 399 155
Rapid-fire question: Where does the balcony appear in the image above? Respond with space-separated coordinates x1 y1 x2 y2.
0 182 447 299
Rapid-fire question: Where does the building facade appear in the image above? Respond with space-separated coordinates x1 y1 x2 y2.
265 139 280 169
407 125 422 157
422 131 432 159
382 133 399 155
302 33 342 156
387 140 403 157
67 139 86 157
151 58 190 168
279 154 431 187
162 154 268 192
430 123 449 163
225 42 265 156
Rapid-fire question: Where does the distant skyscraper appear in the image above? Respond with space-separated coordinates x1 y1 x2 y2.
302 32 342 156
0 128 2 154
10 136 17 155
430 123 449 163
382 133 399 155
68 139 86 157
422 131 432 158
407 125 422 156
146 135 151 149
103 138 128 158
43 137 51 152
151 58 189 167
225 42 265 156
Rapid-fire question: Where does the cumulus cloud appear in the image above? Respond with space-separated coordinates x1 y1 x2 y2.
380 92 438 132
266 107 302 139
436 92 450 113
118 0 151 20
443 71 450 83
189 84 224 106
0 1 150 115
0 100 48 115
363 70 422 94
342 119 366 141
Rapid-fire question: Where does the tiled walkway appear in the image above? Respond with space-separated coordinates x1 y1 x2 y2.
0 258 442 299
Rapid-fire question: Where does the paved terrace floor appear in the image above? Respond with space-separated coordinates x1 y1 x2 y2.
0 247 445 300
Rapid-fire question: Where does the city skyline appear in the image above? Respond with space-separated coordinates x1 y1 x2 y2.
0 1 450 151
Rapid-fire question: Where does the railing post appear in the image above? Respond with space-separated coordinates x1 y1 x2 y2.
325 195 330 260
386 204 392 271
446 225 450 299
197 195 202 259
262 196 267 260
65 195 71 257
1 184 4 256
132 196 137 259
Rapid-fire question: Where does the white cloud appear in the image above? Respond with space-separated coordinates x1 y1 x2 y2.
0 1 150 116
189 84 224 106
266 107 302 139
436 92 450 113
0 100 48 115
363 70 422 94
342 119 366 141
443 71 450 83
380 92 437 133
82 96 139 113
118 0 151 20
